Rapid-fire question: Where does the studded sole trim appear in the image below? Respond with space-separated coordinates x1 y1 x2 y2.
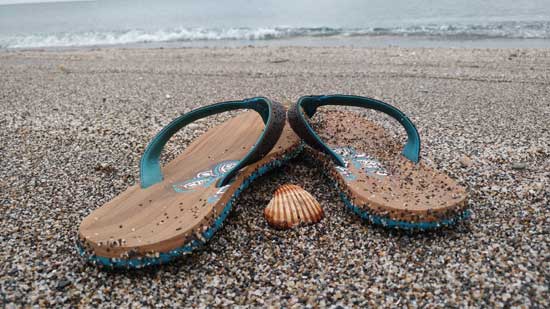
338 191 471 231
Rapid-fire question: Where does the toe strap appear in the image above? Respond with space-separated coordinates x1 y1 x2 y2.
140 97 286 189
288 94 421 166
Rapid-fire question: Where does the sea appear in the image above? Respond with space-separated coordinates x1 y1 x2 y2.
1 0 550 49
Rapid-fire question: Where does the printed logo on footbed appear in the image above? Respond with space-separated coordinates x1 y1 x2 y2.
207 184 231 204
172 160 238 203
333 146 388 181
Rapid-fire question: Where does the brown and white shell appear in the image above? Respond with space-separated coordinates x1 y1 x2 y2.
264 184 324 229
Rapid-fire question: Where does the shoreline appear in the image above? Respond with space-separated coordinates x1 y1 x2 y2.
2 35 550 51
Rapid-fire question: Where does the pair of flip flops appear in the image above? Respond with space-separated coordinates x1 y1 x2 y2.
78 95 469 268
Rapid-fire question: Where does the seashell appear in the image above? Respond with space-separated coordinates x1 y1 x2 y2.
264 184 324 229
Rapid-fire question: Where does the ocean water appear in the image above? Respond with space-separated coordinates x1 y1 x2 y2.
1 0 549 49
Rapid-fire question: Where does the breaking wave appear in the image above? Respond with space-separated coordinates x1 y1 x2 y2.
2 21 549 48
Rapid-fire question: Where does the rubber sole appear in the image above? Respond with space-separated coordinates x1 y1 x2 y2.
76 145 303 269
339 192 471 231
303 148 470 231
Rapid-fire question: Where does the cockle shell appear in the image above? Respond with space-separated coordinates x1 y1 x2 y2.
264 184 324 229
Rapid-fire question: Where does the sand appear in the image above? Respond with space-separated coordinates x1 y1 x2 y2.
0 46 548 307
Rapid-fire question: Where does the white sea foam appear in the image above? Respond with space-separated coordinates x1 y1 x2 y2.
1 22 549 49
0 28 294 48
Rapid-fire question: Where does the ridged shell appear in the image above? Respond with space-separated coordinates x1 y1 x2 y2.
264 184 324 229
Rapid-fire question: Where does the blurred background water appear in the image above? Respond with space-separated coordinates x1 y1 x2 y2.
1 0 549 48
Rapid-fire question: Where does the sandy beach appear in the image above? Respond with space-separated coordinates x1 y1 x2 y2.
1 46 549 307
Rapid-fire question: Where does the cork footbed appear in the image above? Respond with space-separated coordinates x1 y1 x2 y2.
79 111 300 259
310 110 468 223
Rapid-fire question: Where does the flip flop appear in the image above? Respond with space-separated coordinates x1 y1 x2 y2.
288 95 469 230
78 97 301 268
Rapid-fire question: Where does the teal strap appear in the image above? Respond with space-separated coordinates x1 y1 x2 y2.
140 97 277 189
292 95 421 166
